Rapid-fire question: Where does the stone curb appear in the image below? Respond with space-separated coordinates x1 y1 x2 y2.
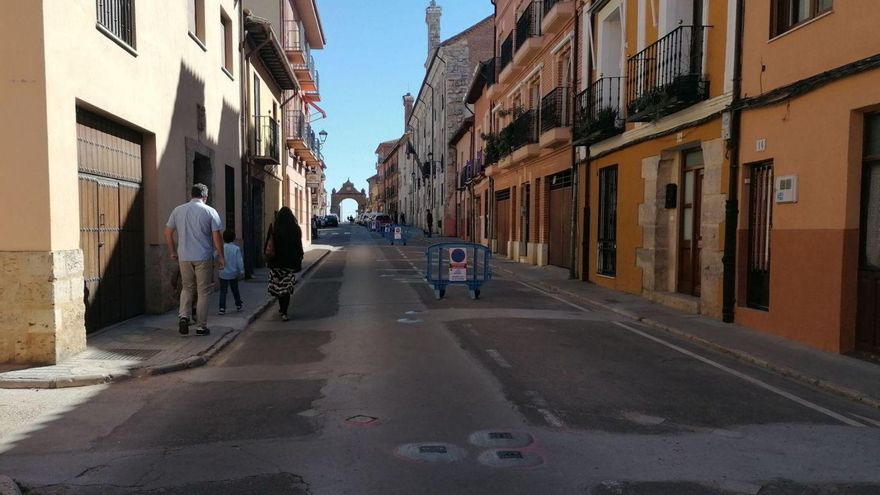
0 475 21 495
494 264 880 411
0 249 332 389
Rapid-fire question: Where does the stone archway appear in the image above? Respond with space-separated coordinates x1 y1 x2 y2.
330 179 368 218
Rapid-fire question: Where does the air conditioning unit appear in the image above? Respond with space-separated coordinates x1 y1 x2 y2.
775 175 798 204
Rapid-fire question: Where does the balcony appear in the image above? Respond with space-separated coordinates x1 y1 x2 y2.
625 25 710 123
513 1 544 69
294 54 318 94
539 86 572 148
285 109 322 164
499 109 540 167
575 77 625 146
498 33 514 83
285 109 309 150
253 116 280 165
542 0 574 34
283 19 308 65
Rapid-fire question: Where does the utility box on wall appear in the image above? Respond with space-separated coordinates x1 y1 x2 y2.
775 175 798 204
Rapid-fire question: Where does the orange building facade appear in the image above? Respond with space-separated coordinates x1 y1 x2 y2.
732 2 880 353
575 0 737 318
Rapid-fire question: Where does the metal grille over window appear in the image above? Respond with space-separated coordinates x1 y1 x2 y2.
598 166 618 276
747 162 774 310
97 0 136 47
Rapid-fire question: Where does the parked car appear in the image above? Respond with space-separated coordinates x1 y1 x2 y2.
375 214 392 230
324 214 339 227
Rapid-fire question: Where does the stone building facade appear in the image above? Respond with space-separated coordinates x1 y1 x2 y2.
405 6 494 236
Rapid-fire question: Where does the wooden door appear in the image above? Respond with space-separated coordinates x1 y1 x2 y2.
857 115 880 352
496 189 511 256
77 109 144 333
679 149 704 296
549 171 573 269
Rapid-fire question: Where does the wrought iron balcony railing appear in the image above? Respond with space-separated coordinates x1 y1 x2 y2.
625 25 710 122
500 33 514 73
515 1 541 53
540 86 571 134
283 20 307 53
510 109 540 151
575 77 625 144
254 116 279 163
543 0 559 16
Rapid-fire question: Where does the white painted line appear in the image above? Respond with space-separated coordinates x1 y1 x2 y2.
538 408 565 428
611 321 867 428
486 349 512 368
850 413 880 429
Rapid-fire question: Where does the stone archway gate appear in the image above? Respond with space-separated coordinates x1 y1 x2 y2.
330 179 368 218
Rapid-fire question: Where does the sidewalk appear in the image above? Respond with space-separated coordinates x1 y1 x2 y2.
491 257 880 410
0 247 331 389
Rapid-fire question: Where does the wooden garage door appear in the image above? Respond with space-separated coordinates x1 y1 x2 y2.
495 189 511 257
77 109 144 332
548 171 573 269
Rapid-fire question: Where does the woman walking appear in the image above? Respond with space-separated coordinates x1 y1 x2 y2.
265 207 304 321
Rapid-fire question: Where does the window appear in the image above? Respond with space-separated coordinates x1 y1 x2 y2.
188 0 206 44
221 12 233 74
747 162 774 310
772 0 833 37
598 166 618 276
862 114 880 272
96 0 136 49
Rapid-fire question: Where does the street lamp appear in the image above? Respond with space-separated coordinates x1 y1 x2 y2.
319 129 328 144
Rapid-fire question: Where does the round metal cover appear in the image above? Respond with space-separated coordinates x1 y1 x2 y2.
394 443 467 463
477 449 543 468
468 430 534 449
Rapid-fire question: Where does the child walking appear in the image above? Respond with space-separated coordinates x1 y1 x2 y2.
218 230 244 314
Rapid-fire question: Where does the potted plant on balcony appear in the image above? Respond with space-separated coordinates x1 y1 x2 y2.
576 106 621 143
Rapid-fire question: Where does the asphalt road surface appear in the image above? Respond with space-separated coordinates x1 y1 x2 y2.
1 224 880 494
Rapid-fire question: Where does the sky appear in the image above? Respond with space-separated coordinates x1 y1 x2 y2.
314 0 494 219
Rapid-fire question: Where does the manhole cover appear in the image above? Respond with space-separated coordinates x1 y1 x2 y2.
469 430 533 449
622 411 666 426
84 348 161 361
395 443 466 463
477 449 543 468
397 318 423 324
345 415 379 426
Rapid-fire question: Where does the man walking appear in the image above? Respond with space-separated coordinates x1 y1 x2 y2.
426 210 433 238
165 184 224 336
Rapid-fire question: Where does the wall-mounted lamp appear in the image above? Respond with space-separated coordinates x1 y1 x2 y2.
319 129 328 144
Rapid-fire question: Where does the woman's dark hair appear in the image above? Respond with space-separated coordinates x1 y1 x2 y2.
273 207 300 249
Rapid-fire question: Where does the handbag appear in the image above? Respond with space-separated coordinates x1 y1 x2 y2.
264 233 276 261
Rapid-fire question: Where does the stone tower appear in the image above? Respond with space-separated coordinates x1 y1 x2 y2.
425 0 442 69
403 93 415 130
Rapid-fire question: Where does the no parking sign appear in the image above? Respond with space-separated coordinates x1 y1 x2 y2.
449 248 467 282
394 226 402 240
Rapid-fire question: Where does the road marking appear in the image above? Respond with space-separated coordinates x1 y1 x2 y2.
538 408 565 428
611 321 866 428
512 280 867 428
850 413 880 429
486 349 512 368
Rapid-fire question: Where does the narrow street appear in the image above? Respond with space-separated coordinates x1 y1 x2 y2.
1 224 879 494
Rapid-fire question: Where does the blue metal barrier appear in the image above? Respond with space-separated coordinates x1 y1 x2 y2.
389 225 408 245
425 243 492 299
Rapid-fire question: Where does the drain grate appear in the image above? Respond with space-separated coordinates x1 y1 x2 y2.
418 445 448 454
496 450 523 460
395 443 466 463
85 348 161 361
469 430 533 449
478 449 543 468
489 432 514 440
